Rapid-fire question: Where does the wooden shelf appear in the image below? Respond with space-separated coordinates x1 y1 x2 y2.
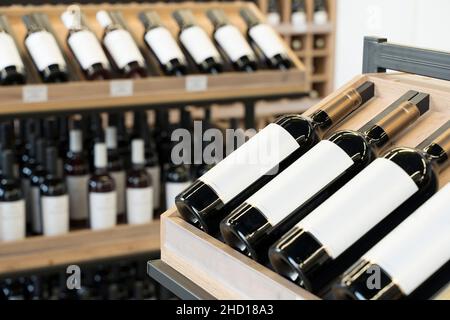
0 222 160 276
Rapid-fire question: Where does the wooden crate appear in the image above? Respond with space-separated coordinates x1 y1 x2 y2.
159 72 450 299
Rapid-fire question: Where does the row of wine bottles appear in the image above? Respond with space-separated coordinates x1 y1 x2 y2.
0 7 292 85
175 81 450 299
265 0 328 27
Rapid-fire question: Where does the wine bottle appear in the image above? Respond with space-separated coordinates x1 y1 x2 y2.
173 9 223 74
106 126 126 222
40 146 69 236
23 14 68 83
240 8 291 70
269 121 450 294
126 139 153 224
313 0 329 25
221 90 429 262
333 182 450 300
176 81 375 235
0 150 25 242
88 114 104 170
64 120 89 229
0 15 26 85
206 9 257 72
96 10 147 78
291 0 307 27
43 118 64 179
108 113 130 168
267 0 281 26
0 121 18 178
61 10 112 80
29 139 47 235
138 11 188 76
88 143 117 230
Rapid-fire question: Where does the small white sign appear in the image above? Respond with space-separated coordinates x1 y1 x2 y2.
185 75 208 92
22 85 48 103
110 80 133 97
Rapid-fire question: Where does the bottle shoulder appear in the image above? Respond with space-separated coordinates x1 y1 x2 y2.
40 175 67 196
327 130 374 164
89 173 115 192
127 169 151 188
0 178 23 201
274 115 318 146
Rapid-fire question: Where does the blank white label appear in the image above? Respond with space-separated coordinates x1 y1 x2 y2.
146 166 161 209
0 200 25 242
110 80 133 97
199 123 299 204
179 26 221 64
291 12 307 27
31 186 42 234
214 25 254 62
248 24 287 59
364 183 450 295
144 27 185 65
166 182 191 209
298 158 419 258
0 32 24 70
247 140 353 225
89 191 117 230
25 30 66 71
22 85 48 103
41 195 69 236
126 187 153 225
68 30 109 70
66 175 89 220
103 29 144 69
185 75 208 92
111 170 126 215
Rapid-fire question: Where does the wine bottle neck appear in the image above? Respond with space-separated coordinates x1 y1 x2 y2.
240 8 261 28
173 10 196 30
207 9 229 30
138 11 162 31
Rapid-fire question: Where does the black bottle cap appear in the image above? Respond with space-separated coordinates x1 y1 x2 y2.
0 121 14 150
45 146 58 176
356 81 375 106
1 149 15 178
44 117 59 143
36 138 47 165
409 92 430 115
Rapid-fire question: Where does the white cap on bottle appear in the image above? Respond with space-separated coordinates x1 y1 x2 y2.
313 11 328 25
132 139 145 165
61 10 83 30
70 129 83 153
94 143 107 168
96 10 113 29
106 126 117 149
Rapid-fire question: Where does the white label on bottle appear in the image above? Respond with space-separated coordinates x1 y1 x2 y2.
199 123 298 204
66 175 89 220
291 12 307 28
179 26 221 65
0 32 24 70
364 183 450 295
126 187 153 225
313 11 328 25
247 140 353 225
68 30 109 70
103 29 144 69
248 24 287 59
25 30 66 71
111 170 126 215
214 25 254 62
298 158 419 258
22 85 48 103
185 75 208 92
146 166 160 209
30 186 42 234
110 79 133 97
267 13 281 26
166 181 191 209
89 191 117 230
41 195 69 236
0 200 25 242
144 27 185 65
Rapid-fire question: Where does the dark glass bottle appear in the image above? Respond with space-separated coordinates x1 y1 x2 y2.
23 14 68 83
43 118 64 178
0 15 26 85
138 11 188 76
173 9 223 74
176 81 375 235
108 112 130 168
269 121 450 294
61 10 112 80
221 90 429 262
207 9 257 72
29 139 47 235
96 10 147 78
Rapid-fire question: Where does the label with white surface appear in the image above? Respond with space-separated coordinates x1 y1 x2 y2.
110 80 133 97
89 191 117 230
199 123 299 204
364 183 450 295
166 182 191 209
144 27 185 65
22 85 48 103
247 140 353 225
0 200 26 241
298 158 419 258
248 24 287 59
185 75 207 92
66 175 89 220
111 170 126 214
103 29 145 69
0 32 24 70
68 30 109 70
25 31 66 71
146 166 160 209
41 195 69 236
179 26 221 64
126 187 153 224
214 25 254 62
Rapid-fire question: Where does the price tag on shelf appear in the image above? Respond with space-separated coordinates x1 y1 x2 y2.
22 85 48 103
185 75 208 92
110 80 134 97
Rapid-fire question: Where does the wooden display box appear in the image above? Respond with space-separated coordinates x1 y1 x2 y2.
159 72 450 300
0 2 307 116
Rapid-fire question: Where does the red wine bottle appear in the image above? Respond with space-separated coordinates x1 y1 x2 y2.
269 121 450 294
176 81 374 235
221 91 429 262
29 138 47 235
0 15 26 85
